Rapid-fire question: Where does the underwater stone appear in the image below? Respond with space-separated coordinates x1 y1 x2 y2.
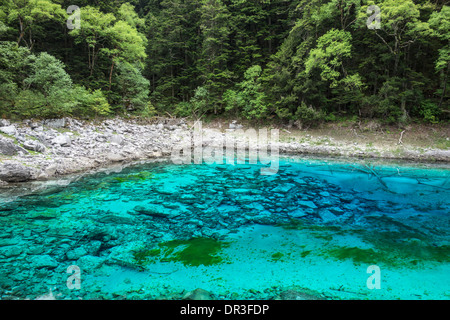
76 255 105 269
0 246 23 258
298 201 318 209
66 247 88 260
272 184 295 193
289 209 307 219
340 194 354 203
28 255 58 269
0 239 20 247
28 211 58 220
329 207 345 215
133 204 180 219
318 209 338 223
97 214 135 225
182 288 215 300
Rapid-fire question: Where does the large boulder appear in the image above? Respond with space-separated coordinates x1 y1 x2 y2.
52 134 71 147
23 140 46 153
0 125 17 136
44 118 66 129
0 137 27 156
0 163 33 182
0 119 10 127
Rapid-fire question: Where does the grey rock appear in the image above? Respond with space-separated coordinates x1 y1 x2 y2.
29 122 41 129
0 125 17 136
0 137 26 156
44 118 66 129
110 134 124 145
229 121 243 130
23 140 46 153
0 119 10 127
52 134 71 147
0 163 33 182
106 152 125 162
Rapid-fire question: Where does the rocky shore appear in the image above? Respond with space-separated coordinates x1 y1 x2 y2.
0 117 187 185
0 117 449 185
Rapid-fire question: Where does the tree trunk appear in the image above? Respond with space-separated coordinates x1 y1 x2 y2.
17 17 24 47
109 55 117 90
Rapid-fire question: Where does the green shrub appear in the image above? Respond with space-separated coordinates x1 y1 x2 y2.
173 101 194 118
420 100 441 123
71 86 111 118
294 102 324 127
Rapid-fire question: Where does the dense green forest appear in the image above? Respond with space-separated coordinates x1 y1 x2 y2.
0 0 449 125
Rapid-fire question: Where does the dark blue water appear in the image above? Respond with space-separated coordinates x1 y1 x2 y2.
0 156 449 300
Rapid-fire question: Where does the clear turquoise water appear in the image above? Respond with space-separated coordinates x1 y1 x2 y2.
0 156 449 300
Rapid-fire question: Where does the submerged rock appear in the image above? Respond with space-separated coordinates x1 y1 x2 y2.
28 255 58 269
277 288 324 300
317 209 338 223
289 209 307 219
182 288 215 300
298 200 318 209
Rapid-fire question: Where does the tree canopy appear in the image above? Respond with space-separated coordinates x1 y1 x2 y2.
0 0 448 124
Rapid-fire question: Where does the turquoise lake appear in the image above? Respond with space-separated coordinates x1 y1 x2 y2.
0 156 449 300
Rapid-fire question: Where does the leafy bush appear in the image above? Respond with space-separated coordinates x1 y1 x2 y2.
13 90 46 118
420 100 441 123
72 87 111 118
139 101 157 118
174 101 194 118
223 65 267 120
294 102 324 127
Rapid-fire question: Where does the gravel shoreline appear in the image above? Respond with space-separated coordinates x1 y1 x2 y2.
1 117 449 185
